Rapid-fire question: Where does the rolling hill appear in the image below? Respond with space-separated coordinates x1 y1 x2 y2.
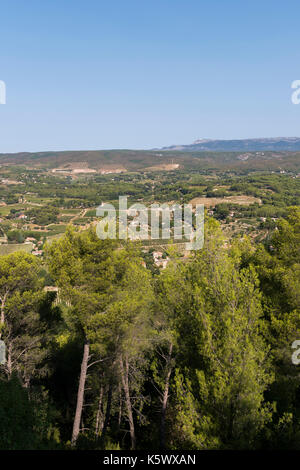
0 146 300 173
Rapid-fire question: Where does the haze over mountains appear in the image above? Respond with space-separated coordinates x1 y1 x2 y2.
160 137 300 152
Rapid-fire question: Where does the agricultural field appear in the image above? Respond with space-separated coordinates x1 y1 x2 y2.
0 242 33 255
0 152 299 255
189 195 261 206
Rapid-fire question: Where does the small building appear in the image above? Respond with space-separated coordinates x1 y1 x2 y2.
32 250 43 256
25 237 36 243
152 251 163 260
155 258 170 269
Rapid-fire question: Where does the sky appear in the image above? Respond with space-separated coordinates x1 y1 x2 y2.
1 0 300 152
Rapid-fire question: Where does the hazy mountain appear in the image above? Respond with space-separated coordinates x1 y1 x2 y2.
160 137 300 152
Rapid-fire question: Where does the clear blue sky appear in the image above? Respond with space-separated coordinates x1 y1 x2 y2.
1 0 300 152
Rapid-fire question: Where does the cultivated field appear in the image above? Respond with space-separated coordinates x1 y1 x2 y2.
0 243 34 255
190 195 262 207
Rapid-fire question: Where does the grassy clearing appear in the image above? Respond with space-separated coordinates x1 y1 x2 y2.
0 243 34 255
25 196 54 204
190 195 262 207
59 209 81 215
85 209 96 217
46 225 67 235
0 204 27 215
58 215 74 223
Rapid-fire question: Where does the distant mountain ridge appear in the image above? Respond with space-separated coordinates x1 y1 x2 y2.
160 137 300 152
0 141 300 173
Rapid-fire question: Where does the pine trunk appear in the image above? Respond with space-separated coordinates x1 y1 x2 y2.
101 382 113 441
95 385 104 435
159 342 173 449
0 293 7 338
6 342 12 378
120 354 136 450
71 340 89 446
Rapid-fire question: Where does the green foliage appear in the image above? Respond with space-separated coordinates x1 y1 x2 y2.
26 205 59 225
0 202 299 450
156 220 274 449
0 375 37 449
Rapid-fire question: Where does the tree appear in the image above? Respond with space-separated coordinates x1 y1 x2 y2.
249 207 300 447
47 227 155 449
92 249 154 449
166 219 274 448
0 252 47 386
153 261 188 448
0 375 37 449
46 227 117 446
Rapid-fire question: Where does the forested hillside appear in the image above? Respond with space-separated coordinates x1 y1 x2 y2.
0 149 300 172
0 208 299 450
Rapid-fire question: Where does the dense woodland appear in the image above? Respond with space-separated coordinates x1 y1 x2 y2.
0 206 299 450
